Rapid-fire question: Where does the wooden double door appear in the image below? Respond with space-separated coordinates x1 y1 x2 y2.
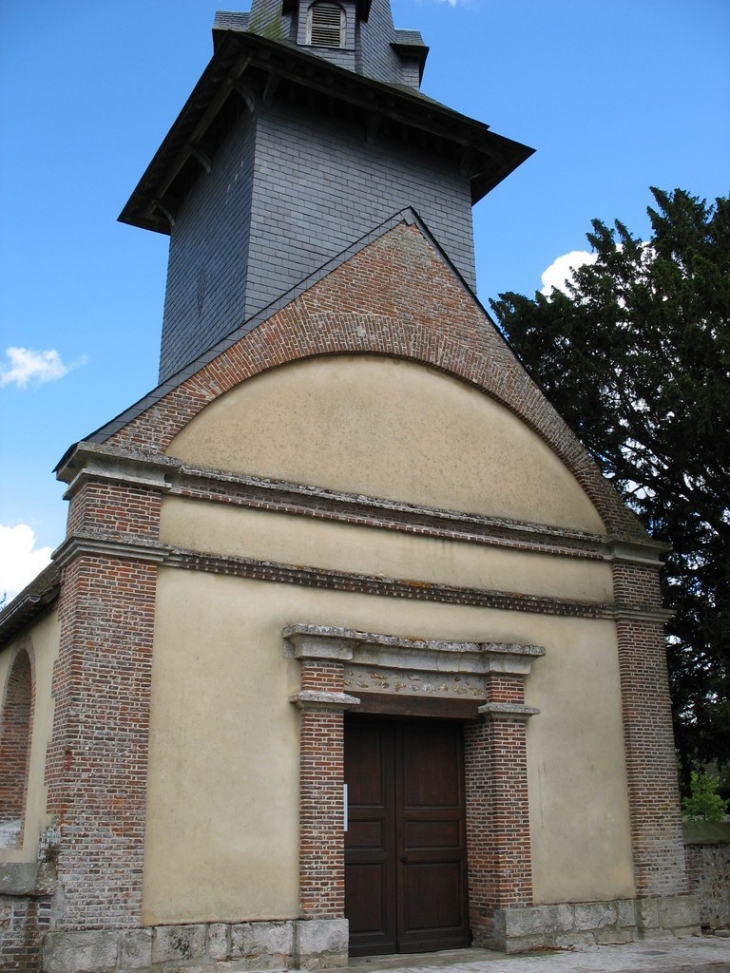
344 717 471 956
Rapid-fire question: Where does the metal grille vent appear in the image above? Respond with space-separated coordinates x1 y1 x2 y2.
308 3 345 47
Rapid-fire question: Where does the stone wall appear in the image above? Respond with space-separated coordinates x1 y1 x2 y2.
684 821 730 930
41 919 347 973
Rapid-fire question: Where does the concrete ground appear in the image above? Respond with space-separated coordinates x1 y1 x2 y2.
343 934 730 973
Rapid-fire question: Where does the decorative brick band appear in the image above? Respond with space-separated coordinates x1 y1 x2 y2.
172 547 616 618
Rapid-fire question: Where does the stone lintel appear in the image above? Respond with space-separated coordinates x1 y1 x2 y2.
57 441 179 497
289 690 361 709
285 629 355 661
478 702 540 722
284 624 544 675
609 538 671 566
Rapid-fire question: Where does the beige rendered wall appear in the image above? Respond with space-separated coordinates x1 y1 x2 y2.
144 356 632 923
144 544 634 924
166 356 606 535
0 611 60 863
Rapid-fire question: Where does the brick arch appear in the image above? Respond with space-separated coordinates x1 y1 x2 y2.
109 318 643 539
106 221 644 538
0 643 34 847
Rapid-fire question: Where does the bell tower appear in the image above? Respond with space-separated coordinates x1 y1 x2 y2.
119 1 532 383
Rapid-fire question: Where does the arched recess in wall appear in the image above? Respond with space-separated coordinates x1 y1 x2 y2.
0 647 33 848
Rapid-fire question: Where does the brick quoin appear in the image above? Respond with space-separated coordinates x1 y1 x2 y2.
45 480 162 930
613 561 688 896
465 672 533 944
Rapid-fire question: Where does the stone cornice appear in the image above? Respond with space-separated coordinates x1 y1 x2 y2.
47 525 670 623
56 442 177 499
53 533 168 569
60 447 666 567
284 624 545 676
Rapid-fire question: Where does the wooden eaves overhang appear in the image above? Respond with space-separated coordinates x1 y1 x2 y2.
0 563 60 649
119 30 534 235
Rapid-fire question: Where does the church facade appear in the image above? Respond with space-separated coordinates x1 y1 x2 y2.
0 3 698 971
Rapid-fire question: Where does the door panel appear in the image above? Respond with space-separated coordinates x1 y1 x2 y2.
345 719 470 956
345 722 397 954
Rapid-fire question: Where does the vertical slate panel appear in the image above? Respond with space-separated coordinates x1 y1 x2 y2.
243 101 475 321
159 111 257 381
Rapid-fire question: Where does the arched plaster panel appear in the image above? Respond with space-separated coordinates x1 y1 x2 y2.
166 356 606 534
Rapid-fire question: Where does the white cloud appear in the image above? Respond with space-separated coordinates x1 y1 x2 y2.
0 346 86 388
540 250 597 296
0 524 53 602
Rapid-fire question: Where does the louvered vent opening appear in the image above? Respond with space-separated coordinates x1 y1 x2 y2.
308 3 344 46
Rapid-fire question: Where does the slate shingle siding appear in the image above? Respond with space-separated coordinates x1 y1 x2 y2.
159 99 474 382
159 112 257 381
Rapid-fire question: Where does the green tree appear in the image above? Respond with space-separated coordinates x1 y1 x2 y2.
682 771 728 822
491 188 730 792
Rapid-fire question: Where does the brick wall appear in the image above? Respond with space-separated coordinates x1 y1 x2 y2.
0 893 52 973
0 648 33 838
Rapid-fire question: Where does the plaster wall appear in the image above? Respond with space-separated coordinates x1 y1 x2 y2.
143 569 634 924
167 356 606 534
0 611 59 863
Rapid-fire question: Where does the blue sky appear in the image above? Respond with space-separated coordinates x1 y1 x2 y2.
1 0 729 598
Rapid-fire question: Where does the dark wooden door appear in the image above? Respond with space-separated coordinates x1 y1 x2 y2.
344 718 470 956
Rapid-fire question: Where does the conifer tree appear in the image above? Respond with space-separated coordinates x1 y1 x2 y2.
491 188 730 791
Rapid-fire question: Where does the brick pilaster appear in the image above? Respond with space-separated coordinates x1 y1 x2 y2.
45 477 163 930
295 660 348 919
464 672 536 945
614 560 688 896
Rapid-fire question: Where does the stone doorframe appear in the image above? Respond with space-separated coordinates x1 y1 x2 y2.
285 624 545 960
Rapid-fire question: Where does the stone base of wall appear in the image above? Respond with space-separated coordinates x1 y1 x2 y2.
481 895 699 953
42 918 348 973
0 863 57 973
